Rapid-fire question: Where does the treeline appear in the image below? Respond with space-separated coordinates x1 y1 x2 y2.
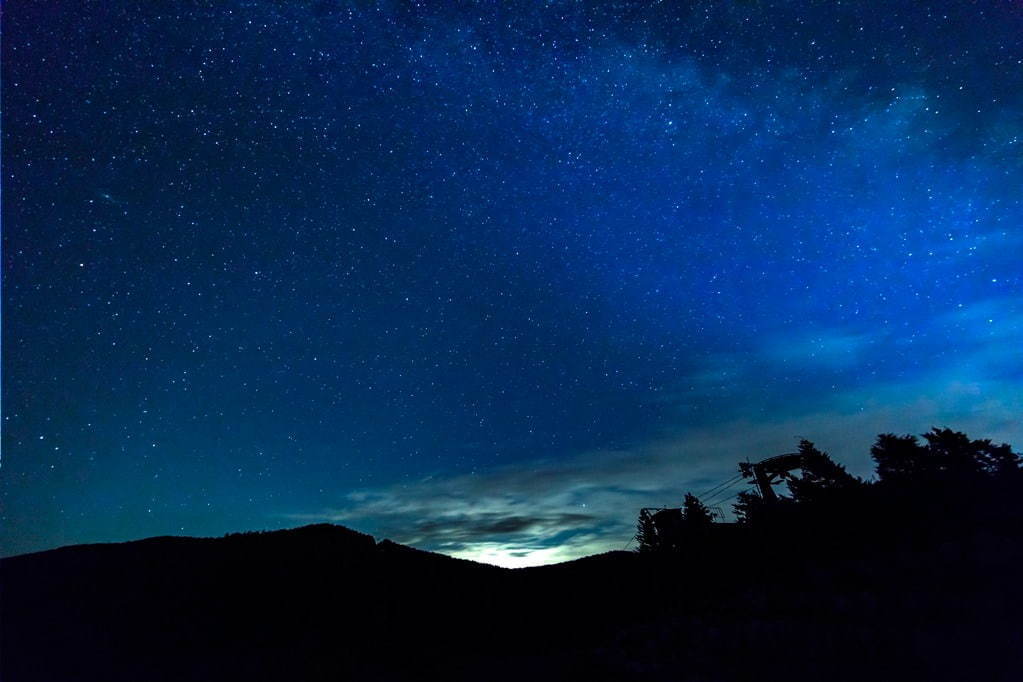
637 428 1022 553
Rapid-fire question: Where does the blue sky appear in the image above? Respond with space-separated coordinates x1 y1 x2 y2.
3 0 1021 564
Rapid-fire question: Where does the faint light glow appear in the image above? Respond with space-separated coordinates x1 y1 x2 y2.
449 543 574 568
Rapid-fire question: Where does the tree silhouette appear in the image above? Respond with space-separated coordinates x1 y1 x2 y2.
732 489 764 525
978 440 1021 477
923 427 987 478
635 495 711 553
870 433 929 483
681 493 714 527
635 509 659 553
872 428 1020 483
786 439 859 505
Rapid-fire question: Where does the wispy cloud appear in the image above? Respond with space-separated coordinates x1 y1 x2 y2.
285 300 1022 568
284 438 742 567
286 371 1020 567
762 330 877 368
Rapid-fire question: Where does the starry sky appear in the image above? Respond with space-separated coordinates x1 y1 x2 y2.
3 0 1021 566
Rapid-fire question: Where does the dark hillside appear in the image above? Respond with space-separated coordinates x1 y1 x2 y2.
4 429 1023 681
4 519 1021 681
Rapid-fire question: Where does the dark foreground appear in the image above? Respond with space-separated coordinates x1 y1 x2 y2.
3 514 1022 682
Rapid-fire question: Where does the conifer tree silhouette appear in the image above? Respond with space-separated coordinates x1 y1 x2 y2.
681 493 714 527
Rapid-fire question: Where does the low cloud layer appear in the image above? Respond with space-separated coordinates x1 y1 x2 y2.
286 332 1022 567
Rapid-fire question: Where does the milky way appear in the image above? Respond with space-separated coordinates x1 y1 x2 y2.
3 1 1021 565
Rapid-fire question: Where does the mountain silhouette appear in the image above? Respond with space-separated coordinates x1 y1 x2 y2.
4 515 1021 681
5 430 1023 681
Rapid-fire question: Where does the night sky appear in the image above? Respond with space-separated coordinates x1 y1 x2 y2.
3 1 1021 566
